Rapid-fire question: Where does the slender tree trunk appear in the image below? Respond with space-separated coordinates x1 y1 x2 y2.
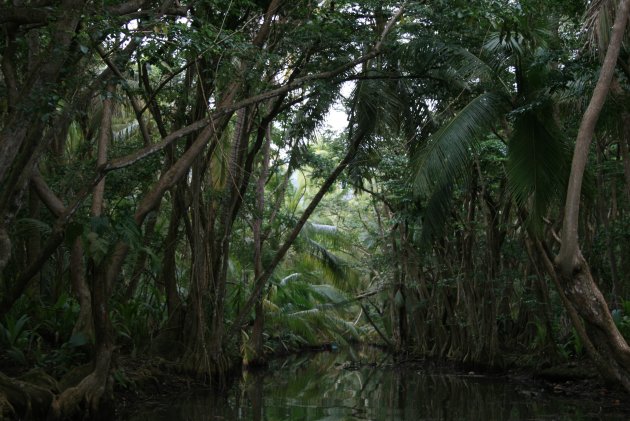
161 189 184 317
26 185 41 297
208 107 251 364
124 205 160 301
555 0 630 392
70 238 94 341
52 81 116 419
248 126 271 366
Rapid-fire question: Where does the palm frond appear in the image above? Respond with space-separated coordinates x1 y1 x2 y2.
287 79 341 142
301 221 353 251
272 307 361 346
449 47 498 89
418 181 454 246
279 273 301 286
353 72 405 135
345 73 407 185
15 218 53 237
303 239 360 290
309 284 349 304
552 75 591 112
394 38 450 76
283 310 318 344
506 107 570 231
413 92 510 196
583 0 618 55
263 299 281 314
484 31 525 57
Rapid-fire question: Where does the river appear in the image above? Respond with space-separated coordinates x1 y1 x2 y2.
126 346 628 420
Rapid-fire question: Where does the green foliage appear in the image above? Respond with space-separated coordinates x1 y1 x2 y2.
506 107 570 230
36 293 81 346
0 295 90 375
111 285 166 352
0 314 33 365
264 224 364 349
82 214 143 265
411 92 509 244
613 301 630 342
37 333 91 377
2 0 627 389
413 92 510 196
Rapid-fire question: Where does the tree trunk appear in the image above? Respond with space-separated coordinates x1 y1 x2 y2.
555 0 630 392
247 126 272 366
161 189 184 317
49 80 117 419
70 238 94 342
181 156 213 378
0 1 86 275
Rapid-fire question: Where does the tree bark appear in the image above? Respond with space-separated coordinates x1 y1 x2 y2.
0 1 87 276
555 0 630 392
50 81 117 419
248 126 272 366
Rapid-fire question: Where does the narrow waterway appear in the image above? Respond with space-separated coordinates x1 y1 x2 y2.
127 347 627 420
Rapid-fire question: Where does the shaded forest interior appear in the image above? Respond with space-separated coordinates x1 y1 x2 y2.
3 0 630 418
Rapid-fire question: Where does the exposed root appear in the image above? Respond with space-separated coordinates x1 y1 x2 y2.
0 391 16 419
50 347 113 420
0 371 54 419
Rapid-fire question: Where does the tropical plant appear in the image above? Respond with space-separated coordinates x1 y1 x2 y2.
0 315 34 366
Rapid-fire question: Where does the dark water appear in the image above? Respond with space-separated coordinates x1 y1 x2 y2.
126 347 628 420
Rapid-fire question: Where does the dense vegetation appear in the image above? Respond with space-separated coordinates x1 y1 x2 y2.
2 0 630 418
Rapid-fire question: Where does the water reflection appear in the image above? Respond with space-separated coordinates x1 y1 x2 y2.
126 348 626 420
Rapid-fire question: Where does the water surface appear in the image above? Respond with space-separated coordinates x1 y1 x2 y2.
126 347 627 420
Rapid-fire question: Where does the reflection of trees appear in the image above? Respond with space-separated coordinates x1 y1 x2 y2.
130 350 607 421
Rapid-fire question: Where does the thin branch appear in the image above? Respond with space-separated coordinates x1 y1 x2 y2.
95 44 153 146
106 40 399 173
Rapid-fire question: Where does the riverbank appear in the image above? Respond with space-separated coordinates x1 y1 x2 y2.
3 343 628 419
379 353 630 414
114 347 630 419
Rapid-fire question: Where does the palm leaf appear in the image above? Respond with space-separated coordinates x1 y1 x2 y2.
309 284 348 304
263 299 280 314
15 218 53 236
346 73 407 185
418 181 455 246
279 273 301 286
506 107 570 231
413 91 510 196
450 47 498 89
301 222 348 249
394 38 450 76
583 0 618 55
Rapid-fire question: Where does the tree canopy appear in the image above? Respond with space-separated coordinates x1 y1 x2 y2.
3 0 630 418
